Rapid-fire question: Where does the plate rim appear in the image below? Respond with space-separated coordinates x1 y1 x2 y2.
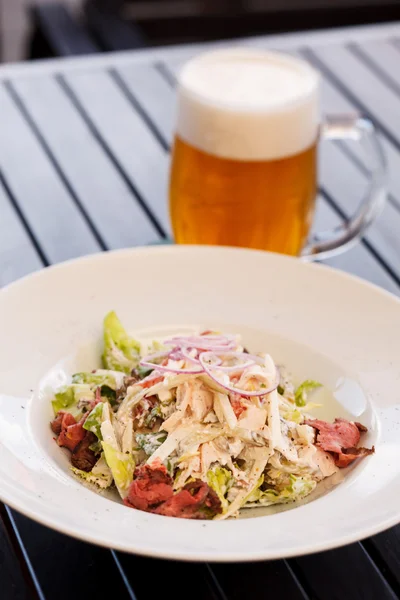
0 244 399 561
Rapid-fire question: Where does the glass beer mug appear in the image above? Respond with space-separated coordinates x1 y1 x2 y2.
169 49 386 259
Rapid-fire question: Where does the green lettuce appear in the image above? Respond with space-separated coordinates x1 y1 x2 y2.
101 442 135 497
244 475 265 505
83 402 104 440
247 474 316 506
89 440 102 455
136 431 167 456
51 384 94 417
294 380 322 407
136 365 154 379
144 404 162 428
207 467 233 511
73 370 126 404
71 456 113 489
102 311 141 373
282 408 303 424
72 370 122 388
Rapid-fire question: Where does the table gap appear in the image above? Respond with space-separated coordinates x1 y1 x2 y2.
0 169 50 266
320 186 400 287
109 67 170 152
0 504 41 600
110 550 139 600
5 509 46 600
4 80 108 252
154 60 178 88
300 46 400 162
55 73 167 239
346 42 400 101
363 537 400 599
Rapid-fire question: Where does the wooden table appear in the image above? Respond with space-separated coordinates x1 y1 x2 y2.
0 21 400 600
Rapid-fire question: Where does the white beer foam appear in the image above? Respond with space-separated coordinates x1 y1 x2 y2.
176 49 320 161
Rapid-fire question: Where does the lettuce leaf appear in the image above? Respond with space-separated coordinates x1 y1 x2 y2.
51 384 94 417
101 442 135 498
83 402 104 440
144 403 162 428
243 475 265 504
89 440 102 455
207 467 232 511
247 474 316 506
72 370 124 389
294 380 322 407
282 408 303 424
102 311 141 374
71 455 113 489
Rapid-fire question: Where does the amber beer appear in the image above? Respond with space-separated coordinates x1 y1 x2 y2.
169 49 320 256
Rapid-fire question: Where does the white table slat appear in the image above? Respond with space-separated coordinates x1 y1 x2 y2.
0 183 43 285
12 76 159 250
0 85 101 263
314 198 399 295
310 44 400 147
116 64 177 148
313 66 400 210
63 70 171 235
350 38 400 92
320 139 400 278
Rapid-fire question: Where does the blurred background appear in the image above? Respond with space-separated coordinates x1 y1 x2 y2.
1 0 400 63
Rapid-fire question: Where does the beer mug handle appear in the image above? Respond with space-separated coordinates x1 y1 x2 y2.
301 114 387 260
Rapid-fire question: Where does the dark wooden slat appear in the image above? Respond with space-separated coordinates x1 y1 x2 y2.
212 560 308 600
0 509 34 600
366 526 400 595
293 544 398 600
9 511 133 600
115 553 227 600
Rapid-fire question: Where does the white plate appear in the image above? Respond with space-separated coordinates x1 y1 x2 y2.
0 245 399 562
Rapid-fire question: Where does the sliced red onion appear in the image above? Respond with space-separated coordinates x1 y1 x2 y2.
168 347 185 361
200 351 255 372
141 350 171 363
180 346 201 364
199 352 279 397
163 334 237 352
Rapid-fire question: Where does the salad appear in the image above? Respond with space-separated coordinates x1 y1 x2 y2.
50 312 374 520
